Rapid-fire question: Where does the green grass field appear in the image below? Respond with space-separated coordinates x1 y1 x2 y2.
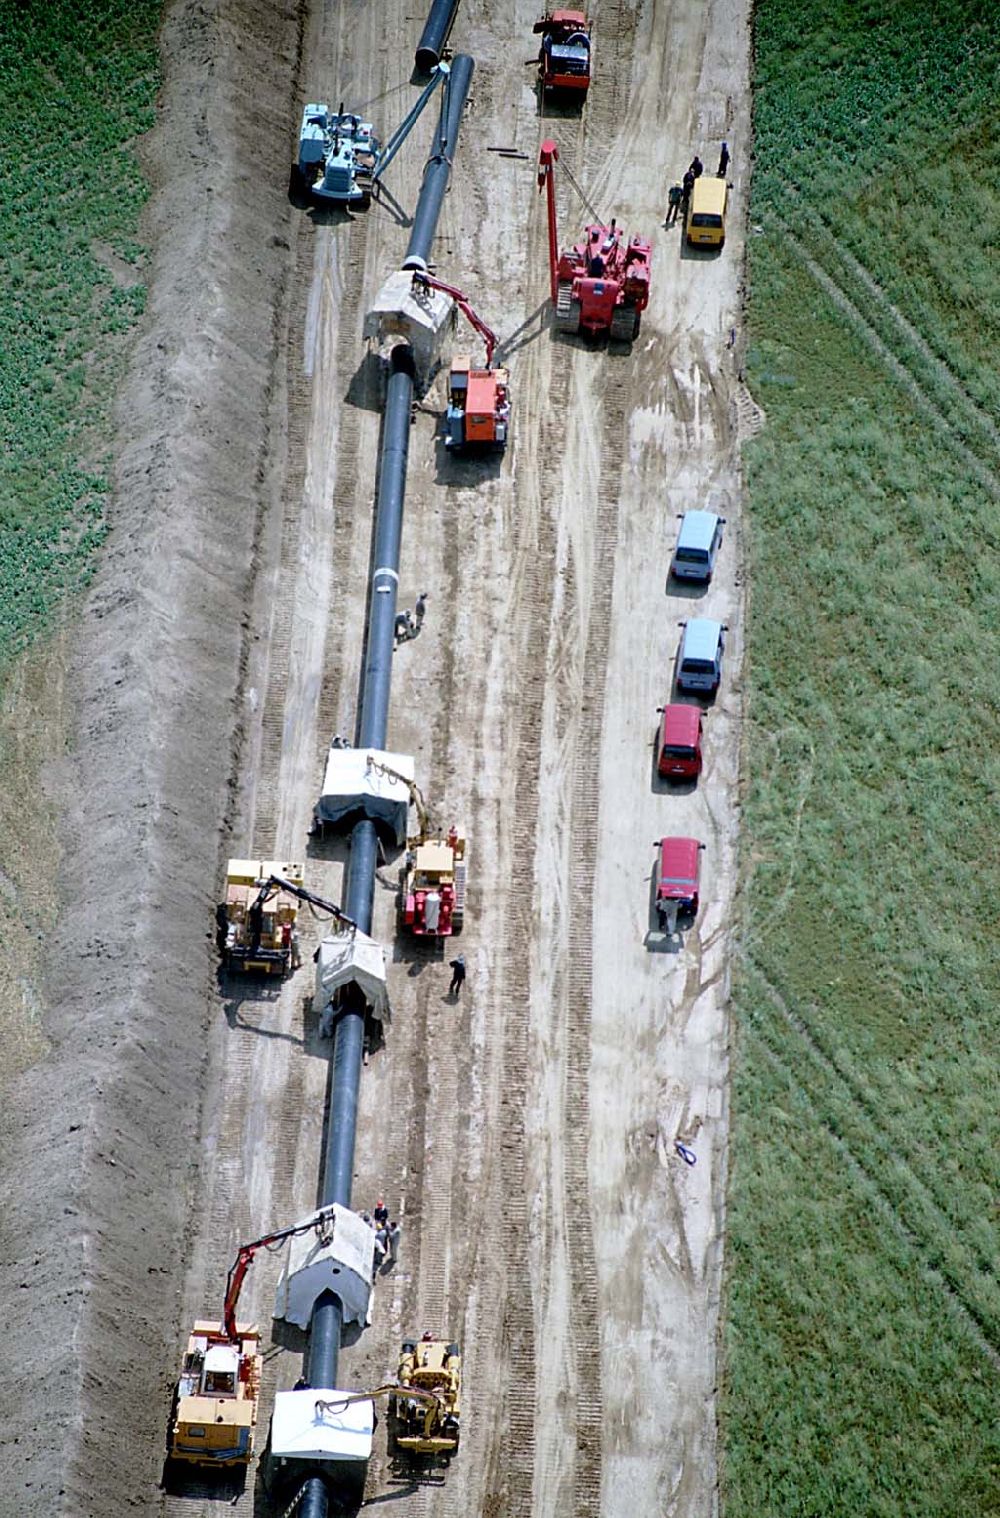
723 2 1000 1514
0 0 159 673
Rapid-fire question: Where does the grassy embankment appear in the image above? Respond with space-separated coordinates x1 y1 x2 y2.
0 1 159 1070
724 2 1000 1514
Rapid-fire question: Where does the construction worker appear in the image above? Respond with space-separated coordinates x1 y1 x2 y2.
718 141 730 178
375 1224 390 1265
448 954 466 996
387 1221 401 1265
664 184 683 226
689 154 703 179
394 608 414 646
373 1197 388 1226
680 169 695 222
414 591 428 629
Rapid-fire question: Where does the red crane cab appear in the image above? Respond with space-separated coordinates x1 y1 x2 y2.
657 704 703 780
534 10 592 96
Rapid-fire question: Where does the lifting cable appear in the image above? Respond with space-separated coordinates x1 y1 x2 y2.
559 158 604 227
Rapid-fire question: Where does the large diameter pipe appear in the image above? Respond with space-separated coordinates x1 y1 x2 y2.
404 54 474 267
300 59 473 1515
415 0 461 73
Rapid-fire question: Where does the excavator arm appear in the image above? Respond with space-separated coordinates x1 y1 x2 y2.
222 1208 337 1342
411 271 499 368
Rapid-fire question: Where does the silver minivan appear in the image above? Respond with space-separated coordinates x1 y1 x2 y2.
671 509 725 584
676 618 726 694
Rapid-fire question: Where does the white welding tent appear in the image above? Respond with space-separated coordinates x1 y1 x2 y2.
315 748 415 845
270 1387 374 1463
314 930 389 1023
273 1203 375 1331
363 266 456 393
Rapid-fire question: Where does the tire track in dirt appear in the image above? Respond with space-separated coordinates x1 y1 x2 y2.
556 385 631 1514
252 221 369 858
471 332 574 1515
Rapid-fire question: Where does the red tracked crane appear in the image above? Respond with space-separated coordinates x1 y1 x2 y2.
537 139 651 342
411 270 511 450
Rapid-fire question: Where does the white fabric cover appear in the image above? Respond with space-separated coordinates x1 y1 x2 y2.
314 930 389 1022
363 269 455 390
270 1388 374 1462
273 1204 374 1330
316 748 415 844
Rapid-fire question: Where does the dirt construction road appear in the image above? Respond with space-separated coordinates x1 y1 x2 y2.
0 0 750 1513
167 0 752 1511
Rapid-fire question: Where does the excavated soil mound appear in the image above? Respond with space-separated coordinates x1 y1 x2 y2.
0 1 303 1509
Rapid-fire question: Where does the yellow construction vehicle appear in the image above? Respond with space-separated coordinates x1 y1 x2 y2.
168 1210 337 1470
168 1322 262 1469
365 755 467 937
313 1334 461 1464
395 1335 461 1457
217 860 356 973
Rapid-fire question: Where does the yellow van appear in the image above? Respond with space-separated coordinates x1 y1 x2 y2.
686 175 727 248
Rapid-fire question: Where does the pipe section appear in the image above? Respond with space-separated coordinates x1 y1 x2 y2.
415 0 461 74
297 60 474 1506
404 54 475 268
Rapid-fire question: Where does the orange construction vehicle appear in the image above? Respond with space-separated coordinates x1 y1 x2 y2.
411 270 510 450
533 10 592 97
537 139 651 341
168 1210 336 1470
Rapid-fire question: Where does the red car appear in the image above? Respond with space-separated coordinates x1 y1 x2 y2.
657 703 703 780
654 837 704 929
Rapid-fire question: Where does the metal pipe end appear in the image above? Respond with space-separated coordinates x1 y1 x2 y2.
401 255 429 273
390 345 417 379
415 46 440 73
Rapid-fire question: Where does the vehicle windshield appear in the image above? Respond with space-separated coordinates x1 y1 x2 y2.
682 658 715 673
691 213 723 228
661 744 695 758
676 547 708 561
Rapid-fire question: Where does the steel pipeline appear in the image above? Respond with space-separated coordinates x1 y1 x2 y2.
297 53 475 1518
415 0 461 73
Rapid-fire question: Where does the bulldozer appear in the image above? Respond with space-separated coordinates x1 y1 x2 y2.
218 861 355 974
365 755 467 937
168 1210 338 1470
410 269 511 451
537 139 651 341
395 1335 462 1458
312 1334 462 1466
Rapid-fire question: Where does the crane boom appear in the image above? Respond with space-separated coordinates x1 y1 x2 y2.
315 1381 447 1440
250 873 357 932
364 753 431 841
372 62 449 184
222 1208 337 1343
411 271 499 367
538 139 560 306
